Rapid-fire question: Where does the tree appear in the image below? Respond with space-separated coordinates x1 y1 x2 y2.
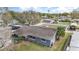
0 7 12 26
56 27 65 40
9 10 41 25
71 9 79 19
61 12 69 16
12 34 25 43
22 10 41 25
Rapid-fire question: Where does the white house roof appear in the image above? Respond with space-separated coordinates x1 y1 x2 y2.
70 23 77 26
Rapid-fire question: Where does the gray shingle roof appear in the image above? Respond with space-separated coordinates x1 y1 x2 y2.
14 26 56 40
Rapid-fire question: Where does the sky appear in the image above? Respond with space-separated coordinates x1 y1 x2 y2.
5 0 78 7
1 0 79 13
9 7 77 13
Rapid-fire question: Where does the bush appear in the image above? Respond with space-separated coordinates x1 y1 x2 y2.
60 19 71 22
13 35 25 43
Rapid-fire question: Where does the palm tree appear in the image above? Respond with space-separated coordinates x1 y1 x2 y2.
56 27 65 40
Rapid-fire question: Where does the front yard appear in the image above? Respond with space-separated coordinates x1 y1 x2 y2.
1 32 70 51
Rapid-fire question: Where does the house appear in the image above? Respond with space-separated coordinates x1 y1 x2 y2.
72 19 79 24
69 23 77 30
13 26 57 47
58 15 71 21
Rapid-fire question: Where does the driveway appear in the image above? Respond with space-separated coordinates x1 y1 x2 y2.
67 31 79 51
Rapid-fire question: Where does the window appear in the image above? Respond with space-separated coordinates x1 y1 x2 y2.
41 39 47 43
27 35 36 39
41 39 46 41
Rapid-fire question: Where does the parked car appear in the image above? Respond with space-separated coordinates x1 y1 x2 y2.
11 25 22 30
69 25 76 30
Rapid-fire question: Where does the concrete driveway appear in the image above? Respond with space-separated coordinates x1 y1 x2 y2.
67 31 79 51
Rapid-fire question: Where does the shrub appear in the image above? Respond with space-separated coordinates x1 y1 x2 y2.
60 19 71 22
12 35 25 43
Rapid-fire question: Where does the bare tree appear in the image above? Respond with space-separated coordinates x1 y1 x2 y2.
0 7 10 26
0 7 14 26
22 10 41 26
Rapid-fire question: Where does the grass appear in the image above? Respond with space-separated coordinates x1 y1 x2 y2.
58 22 70 25
48 22 70 29
48 24 66 30
12 41 51 51
52 33 71 51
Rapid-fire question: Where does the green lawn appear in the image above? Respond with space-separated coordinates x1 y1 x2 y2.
52 33 71 51
58 22 70 25
12 41 51 51
48 24 66 29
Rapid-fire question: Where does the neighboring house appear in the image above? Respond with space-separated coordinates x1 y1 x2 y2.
70 23 77 26
72 19 79 24
41 19 55 24
13 26 57 47
69 23 77 30
58 15 71 21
